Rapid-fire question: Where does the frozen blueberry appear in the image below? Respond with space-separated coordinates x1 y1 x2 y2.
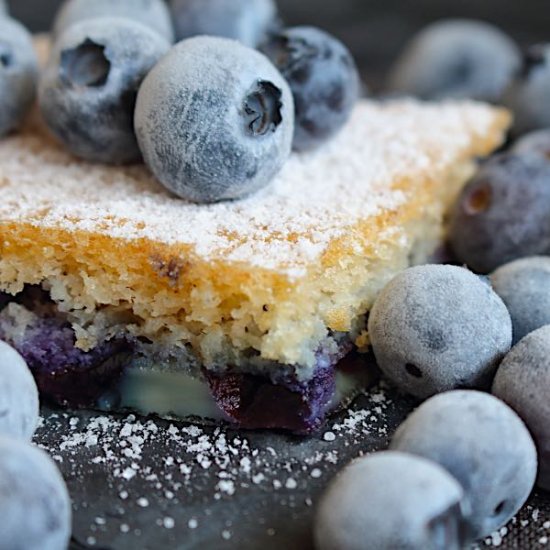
0 435 71 550
388 19 520 102
449 153 550 273
368 265 512 399
0 17 38 137
391 391 537 539
135 36 294 203
0 340 39 441
493 325 550 490
314 451 470 550
0 1 7 15
512 129 550 160
505 44 550 135
39 17 170 164
260 26 360 152
53 0 174 43
0 436 71 550
170 0 277 47
490 256 550 344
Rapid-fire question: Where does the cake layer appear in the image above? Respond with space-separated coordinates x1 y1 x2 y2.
0 287 375 433
0 100 509 379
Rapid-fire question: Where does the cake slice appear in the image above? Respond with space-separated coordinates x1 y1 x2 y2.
0 99 509 432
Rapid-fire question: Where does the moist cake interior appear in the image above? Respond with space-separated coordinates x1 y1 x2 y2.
0 100 509 432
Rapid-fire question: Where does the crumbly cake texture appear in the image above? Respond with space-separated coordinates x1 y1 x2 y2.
0 100 509 379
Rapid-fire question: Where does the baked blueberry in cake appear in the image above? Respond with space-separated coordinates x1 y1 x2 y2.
0 17 509 434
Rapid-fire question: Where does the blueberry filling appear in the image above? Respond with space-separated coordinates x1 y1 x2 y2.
205 364 336 434
0 289 129 407
0 287 366 432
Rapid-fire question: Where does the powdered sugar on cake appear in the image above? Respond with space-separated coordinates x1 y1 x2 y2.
0 99 506 275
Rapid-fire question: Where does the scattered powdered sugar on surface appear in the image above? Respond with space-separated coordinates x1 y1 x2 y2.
0 100 504 274
34 381 547 547
471 505 550 548
35 384 396 545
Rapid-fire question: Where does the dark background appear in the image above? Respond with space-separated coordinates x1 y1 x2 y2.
6 0 549 85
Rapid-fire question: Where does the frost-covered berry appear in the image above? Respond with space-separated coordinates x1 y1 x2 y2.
490 256 550 344
39 17 169 164
512 129 550 160
314 451 469 550
388 19 520 102
260 26 360 152
0 0 8 15
0 17 38 137
505 44 550 135
0 436 71 550
170 0 277 47
449 153 550 273
135 36 294 203
493 325 550 490
391 391 537 539
0 340 39 440
368 265 512 398
53 0 174 43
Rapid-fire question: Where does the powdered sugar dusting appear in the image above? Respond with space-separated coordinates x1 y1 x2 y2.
35 383 397 545
0 100 506 274
35 379 544 547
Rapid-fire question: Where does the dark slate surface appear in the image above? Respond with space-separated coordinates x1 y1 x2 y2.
8 1 550 548
34 381 415 550
35 381 550 550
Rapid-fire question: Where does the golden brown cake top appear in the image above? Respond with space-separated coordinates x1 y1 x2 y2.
0 100 508 276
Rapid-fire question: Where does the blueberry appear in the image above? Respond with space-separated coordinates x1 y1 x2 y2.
391 391 537 539
368 265 512 399
0 17 38 137
135 36 294 203
493 325 550 490
314 451 470 550
449 153 550 273
512 129 550 160
39 17 169 164
505 44 550 135
388 19 520 102
0 435 71 550
260 26 360 152
170 0 278 47
0 340 38 441
53 0 174 43
490 256 550 344
0 1 7 15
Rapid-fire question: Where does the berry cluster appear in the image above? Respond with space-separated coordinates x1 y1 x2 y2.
2 3 550 550
1 0 360 203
